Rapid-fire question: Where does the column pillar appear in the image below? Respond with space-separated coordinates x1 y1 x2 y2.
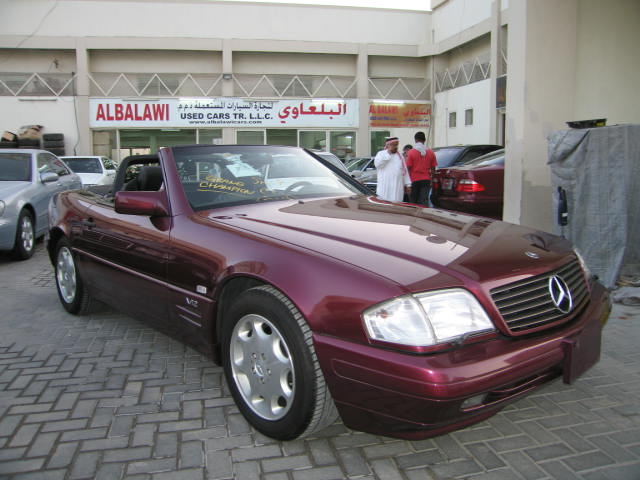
356 44 369 157
489 0 501 144
503 0 578 231
74 39 91 155
222 39 235 144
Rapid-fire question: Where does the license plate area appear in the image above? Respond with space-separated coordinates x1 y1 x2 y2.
561 319 602 384
442 178 454 190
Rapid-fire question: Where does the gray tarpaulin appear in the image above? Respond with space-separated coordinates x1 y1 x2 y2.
547 124 640 288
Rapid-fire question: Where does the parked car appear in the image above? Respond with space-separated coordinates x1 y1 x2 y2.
61 155 118 187
307 150 350 175
432 149 505 219
345 156 377 187
431 144 502 206
0 149 81 259
346 156 375 175
48 144 610 441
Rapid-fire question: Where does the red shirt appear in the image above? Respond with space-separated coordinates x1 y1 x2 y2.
406 145 437 182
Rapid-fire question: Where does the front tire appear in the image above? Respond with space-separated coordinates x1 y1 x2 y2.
12 210 35 260
54 237 94 314
221 285 338 440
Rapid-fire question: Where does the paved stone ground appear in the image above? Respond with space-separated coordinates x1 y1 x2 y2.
0 242 639 480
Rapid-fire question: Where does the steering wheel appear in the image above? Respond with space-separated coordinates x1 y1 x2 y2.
284 181 314 194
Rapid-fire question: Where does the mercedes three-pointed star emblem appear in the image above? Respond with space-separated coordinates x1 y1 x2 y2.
548 275 573 313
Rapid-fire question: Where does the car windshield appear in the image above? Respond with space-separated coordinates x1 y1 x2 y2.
462 150 505 167
433 148 464 168
173 145 365 211
0 153 31 181
63 157 103 173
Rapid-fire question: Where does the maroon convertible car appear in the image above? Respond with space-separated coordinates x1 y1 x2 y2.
48 145 610 441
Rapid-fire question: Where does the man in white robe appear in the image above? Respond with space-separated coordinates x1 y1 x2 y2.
374 137 412 202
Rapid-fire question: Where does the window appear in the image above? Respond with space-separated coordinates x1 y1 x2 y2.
449 112 457 128
465 109 474 126
299 131 327 151
199 129 223 145
266 129 297 146
330 131 356 161
38 152 70 176
237 130 265 145
370 131 390 154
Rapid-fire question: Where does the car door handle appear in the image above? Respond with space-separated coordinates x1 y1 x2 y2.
82 218 96 228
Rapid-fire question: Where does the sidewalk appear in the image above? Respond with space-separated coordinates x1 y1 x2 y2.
1 242 639 480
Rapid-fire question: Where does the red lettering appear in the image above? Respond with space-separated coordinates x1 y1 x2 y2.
115 104 124 121
153 104 168 121
96 104 106 121
143 104 152 120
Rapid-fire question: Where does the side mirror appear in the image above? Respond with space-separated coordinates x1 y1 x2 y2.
40 172 59 183
115 190 170 217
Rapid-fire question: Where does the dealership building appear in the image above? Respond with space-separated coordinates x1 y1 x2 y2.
1 0 638 232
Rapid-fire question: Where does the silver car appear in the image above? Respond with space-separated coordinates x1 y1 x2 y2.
0 149 82 259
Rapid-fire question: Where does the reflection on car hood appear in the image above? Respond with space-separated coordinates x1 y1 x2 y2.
0 181 30 198
201 196 573 288
352 170 377 182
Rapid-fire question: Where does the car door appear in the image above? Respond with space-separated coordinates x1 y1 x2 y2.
74 170 171 323
34 152 71 236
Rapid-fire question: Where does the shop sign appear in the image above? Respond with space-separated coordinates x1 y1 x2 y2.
90 98 359 128
369 102 431 128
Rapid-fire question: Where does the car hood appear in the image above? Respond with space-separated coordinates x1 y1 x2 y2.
0 181 30 199
200 196 574 289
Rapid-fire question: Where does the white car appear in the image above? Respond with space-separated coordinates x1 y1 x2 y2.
60 156 117 187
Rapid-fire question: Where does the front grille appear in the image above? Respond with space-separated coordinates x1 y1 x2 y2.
490 260 589 333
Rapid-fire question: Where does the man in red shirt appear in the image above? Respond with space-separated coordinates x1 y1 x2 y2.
406 131 437 206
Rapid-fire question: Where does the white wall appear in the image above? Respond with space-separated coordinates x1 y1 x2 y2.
0 97 80 155
574 0 640 125
432 0 493 44
0 1 430 46
234 52 356 76
90 51 223 73
369 56 429 78
433 79 492 147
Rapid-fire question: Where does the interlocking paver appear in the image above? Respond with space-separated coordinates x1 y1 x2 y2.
0 244 639 480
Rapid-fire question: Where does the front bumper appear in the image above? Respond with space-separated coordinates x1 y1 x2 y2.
315 282 610 439
0 217 18 251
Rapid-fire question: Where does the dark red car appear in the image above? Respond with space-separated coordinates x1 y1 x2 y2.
434 149 505 219
431 144 502 206
47 145 610 441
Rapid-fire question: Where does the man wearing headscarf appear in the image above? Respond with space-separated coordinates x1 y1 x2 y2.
374 137 412 202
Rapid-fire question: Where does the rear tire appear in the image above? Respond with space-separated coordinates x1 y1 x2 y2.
221 285 338 440
54 237 94 314
12 210 35 260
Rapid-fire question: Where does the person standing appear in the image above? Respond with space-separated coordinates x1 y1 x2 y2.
406 131 437 206
374 137 411 202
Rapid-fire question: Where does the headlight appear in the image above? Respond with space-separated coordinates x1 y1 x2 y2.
0 200 5 216
363 289 494 347
574 249 592 280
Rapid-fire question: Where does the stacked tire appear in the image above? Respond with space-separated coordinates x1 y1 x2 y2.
43 133 65 156
18 137 41 149
0 131 18 149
